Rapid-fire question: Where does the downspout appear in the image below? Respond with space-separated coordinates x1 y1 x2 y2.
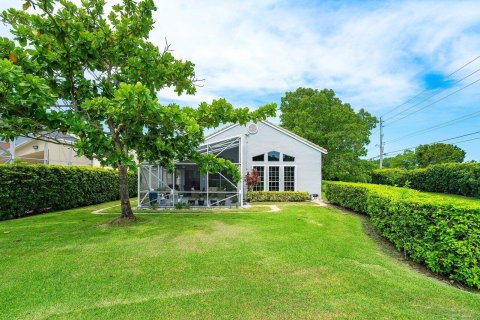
68 144 73 165
206 144 209 207
239 135 244 207
9 138 15 163
44 141 49 164
243 132 250 205
319 153 323 200
137 165 141 208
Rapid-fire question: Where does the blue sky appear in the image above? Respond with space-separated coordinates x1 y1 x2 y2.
1 0 480 160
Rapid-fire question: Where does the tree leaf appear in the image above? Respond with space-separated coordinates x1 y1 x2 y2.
8 52 18 64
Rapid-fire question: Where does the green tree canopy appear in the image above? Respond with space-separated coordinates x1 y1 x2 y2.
415 143 465 167
280 88 377 181
383 150 418 169
0 0 276 219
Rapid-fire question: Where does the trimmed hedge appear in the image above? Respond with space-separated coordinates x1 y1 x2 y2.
371 163 480 198
247 191 310 202
0 164 137 220
325 181 480 289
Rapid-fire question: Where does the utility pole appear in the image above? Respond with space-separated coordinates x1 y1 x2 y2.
379 117 384 168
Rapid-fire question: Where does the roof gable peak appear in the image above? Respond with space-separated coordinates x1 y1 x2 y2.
205 120 327 154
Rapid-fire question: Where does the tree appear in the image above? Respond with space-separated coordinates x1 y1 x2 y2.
0 0 276 220
387 150 418 169
415 143 465 167
355 159 378 182
280 88 377 181
244 168 261 191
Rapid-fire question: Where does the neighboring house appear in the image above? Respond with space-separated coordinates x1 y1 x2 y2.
138 121 327 207
0 141 10 163
0 133 100 166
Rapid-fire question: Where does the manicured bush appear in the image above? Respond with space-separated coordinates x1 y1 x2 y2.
325 181 480 289
0 164 137 220
247 191 310 202
371 163 480 198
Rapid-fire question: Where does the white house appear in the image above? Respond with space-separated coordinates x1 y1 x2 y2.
137 121 327 208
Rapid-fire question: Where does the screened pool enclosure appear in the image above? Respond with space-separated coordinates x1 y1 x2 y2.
138 136 243 208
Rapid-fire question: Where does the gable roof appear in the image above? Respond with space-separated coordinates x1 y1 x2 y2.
205 121 328 154
205 123 238 139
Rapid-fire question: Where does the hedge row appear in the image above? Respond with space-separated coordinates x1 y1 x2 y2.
371 163 480 198
325 181 480 289
0 164 137 220
247 191 310 202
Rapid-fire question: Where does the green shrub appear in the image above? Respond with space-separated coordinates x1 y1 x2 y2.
371 163 480 198
174 201 191 209
0 164 137 220
325 181 480 289
248 191 310 202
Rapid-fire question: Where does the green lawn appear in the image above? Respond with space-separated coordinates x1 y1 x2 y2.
1 202 479 319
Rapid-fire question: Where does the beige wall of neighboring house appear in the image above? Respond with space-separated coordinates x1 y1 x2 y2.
0 138 101 167
0 141 10 163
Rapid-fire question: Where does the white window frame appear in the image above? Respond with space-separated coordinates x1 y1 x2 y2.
266 165 281 191
251 165 266 191
252 153 266 162
283 165 296 191
249 152 297 192
282 153 295 162
267 151 281 162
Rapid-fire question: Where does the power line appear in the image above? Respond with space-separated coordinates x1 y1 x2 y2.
384 67 480 123
380 55 480 118
451 136 480 145
372 56 480 165
384 77 480 126
384 137 480 157
424 129 480 143
383 68 480 124
384 109 480 143
383 130 480 156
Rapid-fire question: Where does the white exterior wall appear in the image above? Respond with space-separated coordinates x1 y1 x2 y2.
205 122 324 197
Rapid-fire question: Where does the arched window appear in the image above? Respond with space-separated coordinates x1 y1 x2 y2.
267 151 280 161
283 154 295 162
252 154 264 161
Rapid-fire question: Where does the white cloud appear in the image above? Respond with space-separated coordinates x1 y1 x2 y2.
147 0 480 112
2 0 479 111
1 0 480 158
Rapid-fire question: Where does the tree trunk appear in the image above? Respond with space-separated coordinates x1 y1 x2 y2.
118 164 135 220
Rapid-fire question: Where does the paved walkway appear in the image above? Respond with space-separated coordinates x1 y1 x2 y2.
312 199 328 207
91 202 334 215
91 204 282 215
92 205 119 214
269 205 281 212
